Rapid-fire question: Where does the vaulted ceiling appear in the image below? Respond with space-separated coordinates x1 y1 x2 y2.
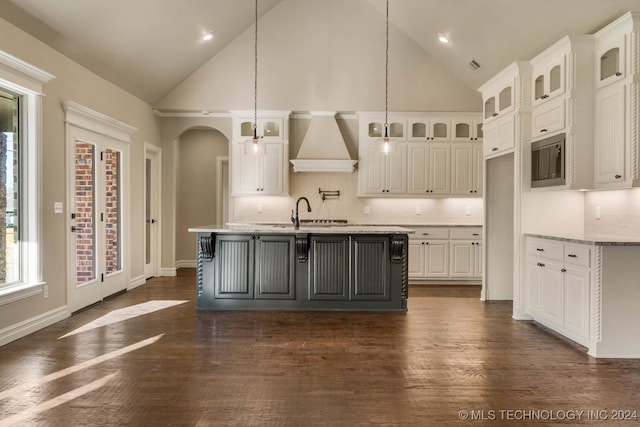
1 0 639 105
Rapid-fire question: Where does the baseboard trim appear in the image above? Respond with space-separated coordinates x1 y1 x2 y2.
0 305 69 347
175 260 196 269
160 267 177 277
129 274 146 290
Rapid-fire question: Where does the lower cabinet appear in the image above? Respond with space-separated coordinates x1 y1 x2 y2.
408 226 482 282
525 237 591 345
309 235 390 300
214 234 295 300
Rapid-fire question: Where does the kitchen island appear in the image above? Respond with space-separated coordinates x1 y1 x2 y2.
189 224 411 311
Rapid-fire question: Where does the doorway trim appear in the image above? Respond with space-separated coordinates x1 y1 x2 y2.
144 143 162 279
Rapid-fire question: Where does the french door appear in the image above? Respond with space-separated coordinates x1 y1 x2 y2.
144 145 161 278
68 127 128 313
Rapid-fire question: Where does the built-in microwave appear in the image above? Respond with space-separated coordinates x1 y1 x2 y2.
531 133 565 188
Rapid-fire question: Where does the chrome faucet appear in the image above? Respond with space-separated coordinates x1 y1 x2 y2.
291 196 312 229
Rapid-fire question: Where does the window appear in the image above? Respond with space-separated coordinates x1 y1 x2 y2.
1 90 20 286
0 50 54 300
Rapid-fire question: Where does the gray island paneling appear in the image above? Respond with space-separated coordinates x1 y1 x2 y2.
189 224 411 311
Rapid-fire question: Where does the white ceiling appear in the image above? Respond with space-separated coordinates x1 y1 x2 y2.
2 0 640 105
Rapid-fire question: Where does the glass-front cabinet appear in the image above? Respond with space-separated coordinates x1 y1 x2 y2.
408 118 451 141
482 82 514 123
595 30 626 88
452 118 483 142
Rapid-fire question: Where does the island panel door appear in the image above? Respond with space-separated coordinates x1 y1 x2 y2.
351 235 390 300
214 234 254 299
308 235 349 300
254 235 295 299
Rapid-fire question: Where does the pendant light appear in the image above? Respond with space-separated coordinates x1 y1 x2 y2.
245 0 265 155
380 0 396 155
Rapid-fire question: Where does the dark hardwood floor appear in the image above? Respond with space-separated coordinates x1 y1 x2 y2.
1 270 639 426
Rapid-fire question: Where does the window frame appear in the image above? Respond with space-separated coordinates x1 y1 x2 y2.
0 50 55 304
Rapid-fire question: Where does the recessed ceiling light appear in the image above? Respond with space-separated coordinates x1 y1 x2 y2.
437 33 449 43
202 31 214 41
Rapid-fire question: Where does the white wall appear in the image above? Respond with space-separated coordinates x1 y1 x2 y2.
0 17 160 337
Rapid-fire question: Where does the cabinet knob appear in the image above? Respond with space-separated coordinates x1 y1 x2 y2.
615 174 622 179
492 147 498 152
537 262 545 267
616 72 622 77
561 268 567 273
491 113 498 117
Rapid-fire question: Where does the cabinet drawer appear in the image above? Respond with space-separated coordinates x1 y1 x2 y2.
410 227 449 240
564 245 591 268
526 238 563 261
531 97 565 138
450 228 482 240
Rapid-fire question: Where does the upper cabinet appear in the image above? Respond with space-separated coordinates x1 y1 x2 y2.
230 111 291 196
593 11 640 189
478 61 531 159
357 112 482 197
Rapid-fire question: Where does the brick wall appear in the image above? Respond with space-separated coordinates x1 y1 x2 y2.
75 142 95 285
104 149 120 274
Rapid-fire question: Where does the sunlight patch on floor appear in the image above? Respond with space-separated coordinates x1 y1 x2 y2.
59 300 188 339
0 334 163 401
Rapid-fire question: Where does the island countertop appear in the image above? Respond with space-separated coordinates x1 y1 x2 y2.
189 223 414 234
525 232 640 246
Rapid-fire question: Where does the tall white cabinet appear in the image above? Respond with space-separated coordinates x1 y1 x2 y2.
593 12 640 189
230 112 290 196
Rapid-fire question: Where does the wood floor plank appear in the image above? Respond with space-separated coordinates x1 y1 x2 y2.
0 272 639 426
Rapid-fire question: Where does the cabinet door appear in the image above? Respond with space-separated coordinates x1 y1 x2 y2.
232 143 261 194
525 258 543 317
472 144 483 195
474 242 483 278
596 32 626 89
214 235 254 299
531 97 566 138
407 143 429 193
563 267 590 342
450 240 475 278
308 236 349 300
363 143 387 194
254 235 295 299
424 241 449 277
541 262 564 327
429 119 451 141
386 143 407 193
595 83 626 187
428 143 451 194
408 240 426 278
351 236 390 300
261 143 285 194
452 119 483 142
483 114 515 157
451 144 472 195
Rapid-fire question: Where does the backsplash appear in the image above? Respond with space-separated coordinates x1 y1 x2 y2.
231 172 483 225
584 188 640 238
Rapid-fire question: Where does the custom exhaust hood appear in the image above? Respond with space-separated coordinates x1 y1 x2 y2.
290 112 357 173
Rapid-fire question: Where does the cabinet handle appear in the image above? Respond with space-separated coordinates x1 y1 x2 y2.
615 174 622 179
540 128 548 133
492 147 498 152
537 262 545 267
422 233 429 235
536 248 544 252
616 72 622 76
472 233 480 236
561 268 567 273
567 254 577 258
491 113 498 117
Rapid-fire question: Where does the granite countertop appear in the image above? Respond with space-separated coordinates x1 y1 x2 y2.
526 232 640 246
189 223 414 234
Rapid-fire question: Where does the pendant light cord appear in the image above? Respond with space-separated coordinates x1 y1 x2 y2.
384 0 389 138
253 0 258 139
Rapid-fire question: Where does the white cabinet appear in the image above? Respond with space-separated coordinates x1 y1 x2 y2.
594 12 640 190
407 143 450 194
408 226 482 282
231 142 287 195
452 118 483 142
362 116 406 141
594 82 626 186
408 118 451 141
531 97 565 137
525 237 591 346
482 113 515 157
230 111 290 196
451 143 483 195
361 142 407 194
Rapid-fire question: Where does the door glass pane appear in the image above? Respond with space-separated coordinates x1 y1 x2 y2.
75 142 96 285
600 48 620 81
433 122 447 138
534 75 545 100
484 97 495 119
476 123 483 139
104 149 121 274
145 158 151 265
499 87 512 110
262 120 280 137
1 90 20 285
368 122 382 138
240 121 254 137
455 123 470 139
389 122 403 138
549 65 561 93
412 122 426 138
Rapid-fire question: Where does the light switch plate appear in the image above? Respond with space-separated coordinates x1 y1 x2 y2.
54 202 63 214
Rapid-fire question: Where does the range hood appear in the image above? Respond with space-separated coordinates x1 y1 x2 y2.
290 112 357 173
